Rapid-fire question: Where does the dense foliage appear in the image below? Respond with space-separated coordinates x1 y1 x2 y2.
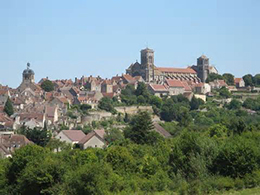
4 97 14 116
41 80 54 92
3 87 260 194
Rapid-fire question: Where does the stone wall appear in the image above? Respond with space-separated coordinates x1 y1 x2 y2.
115 106 153 115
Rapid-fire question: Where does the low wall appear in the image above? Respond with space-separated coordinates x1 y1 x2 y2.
115 106 153 115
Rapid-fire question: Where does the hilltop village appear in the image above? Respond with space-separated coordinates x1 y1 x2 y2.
0 47 258 157
2 48 260 194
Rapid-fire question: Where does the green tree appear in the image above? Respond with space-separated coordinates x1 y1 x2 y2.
219 87 231 98
18 127 51 147
4 97 14 116
105 146 136 173
80 104 92 114
137 95 146 104
124 111 154 144
105 128 124 143
243 74 254 86
6 145 46 187
46 138 71 152
209 124 228 139
64 162 124 195
190 96 204 110
206 73 223 83
149 95 163 108
223 73 235 85
41 80 54 92
254 74 260 86
135 82 150 99
226 99 242 110
98 97 116 114
17 156 66 195
212 136 260 178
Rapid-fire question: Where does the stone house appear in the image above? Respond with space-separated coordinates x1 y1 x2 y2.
79 129 106 149
14 113 46 129
165 79 185 96
209 80 228 89
193 83 211 94
234 78 245 88
147 84 169 97
0 134 32 158
55 130 85 145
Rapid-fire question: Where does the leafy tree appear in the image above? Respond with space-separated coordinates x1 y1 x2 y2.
254 74 260 86
209 124 228 139
226 99 242 110
206 73 223 83
243 74 254 86
149 95 163 108
17 156 66 195
105 128 124 143
41 80 54 92
124 111 154 145
79 104 92 114
18 127 51 147
219 87 231 98
64 162 124 195
121 84 135 96
6 145 46 187
105 146 136 173
223 73 235 85
135 82 150 99
212 136 260 178
98 97 116 114
46 138 71 152
190 96 204 110
228 118 247 135
4 97 14 116
137 95 146 104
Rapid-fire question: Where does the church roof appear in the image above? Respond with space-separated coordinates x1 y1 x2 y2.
156 67 196 74
23 63 35 75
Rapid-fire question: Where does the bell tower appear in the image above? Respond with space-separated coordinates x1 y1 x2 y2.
22 62 35 83
197 55 209 82
140 48 155 82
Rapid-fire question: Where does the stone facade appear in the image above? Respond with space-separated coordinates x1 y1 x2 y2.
127 48 218 84
126 48 201 83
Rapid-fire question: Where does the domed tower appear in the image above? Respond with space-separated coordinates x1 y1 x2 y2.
140 48 155 82
197 55 209 82
22 62 35 84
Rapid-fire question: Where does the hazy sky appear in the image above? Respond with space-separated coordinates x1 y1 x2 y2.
1 0 260 88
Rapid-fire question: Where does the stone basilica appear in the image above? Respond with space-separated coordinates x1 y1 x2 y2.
126 48 218 83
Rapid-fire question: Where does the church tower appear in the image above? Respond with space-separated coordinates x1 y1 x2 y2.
140 48 155 82
22 62 35 84
197 55 209 82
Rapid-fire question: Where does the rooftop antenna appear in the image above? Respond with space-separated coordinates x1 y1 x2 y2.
146 42 149 49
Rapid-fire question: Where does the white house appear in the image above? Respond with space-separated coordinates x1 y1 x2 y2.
55 130 85 145
79 129 106 149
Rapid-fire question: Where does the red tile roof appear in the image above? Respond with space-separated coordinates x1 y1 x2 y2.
78 129 105 145
0 89 8 96
149 84 168 91
102 93 115 98
234 78 242 84
166 79 185 88
122 74 136 83
62 130 86 142
156 67 196 74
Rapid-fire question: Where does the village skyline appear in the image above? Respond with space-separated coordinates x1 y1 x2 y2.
1 0 260 87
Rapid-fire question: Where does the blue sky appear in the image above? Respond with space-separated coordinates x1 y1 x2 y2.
1 0 260 88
